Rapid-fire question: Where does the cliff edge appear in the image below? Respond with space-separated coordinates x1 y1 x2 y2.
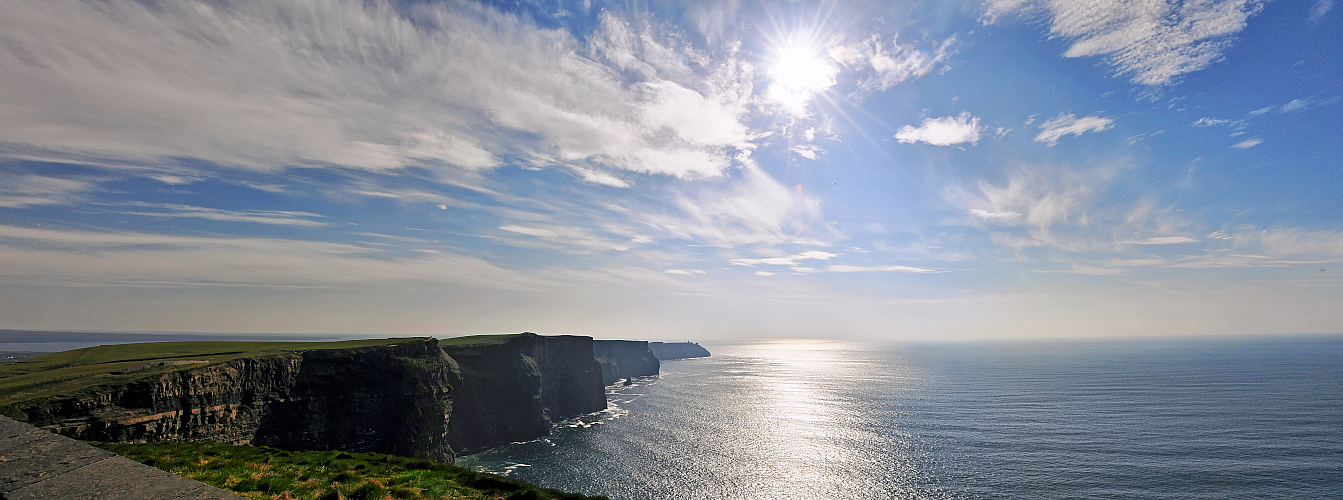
0 333 707 460
0 338 455 462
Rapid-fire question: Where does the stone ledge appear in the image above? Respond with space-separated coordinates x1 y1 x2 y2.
0 416 243 500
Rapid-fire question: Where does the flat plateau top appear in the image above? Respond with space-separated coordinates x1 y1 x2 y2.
0 334 521 412
0 337 423 412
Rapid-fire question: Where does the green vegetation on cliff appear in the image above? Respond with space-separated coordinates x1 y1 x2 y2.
0 336 515 414
92 441 607 500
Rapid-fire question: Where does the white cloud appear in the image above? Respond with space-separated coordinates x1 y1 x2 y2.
1241 227 1343 257
1232 138 1263 149
1192 117 1235 127
731 250 838 267
895 112 983 146
121 204 328 227
0 0 756 182
1278 95 1341 113
753 271 776 276
968 208 1022 221
1034 114 1114 146
1309 0 1335 22
829 35 955 97
827 264 941 273
984 0 1263 85
645 161 827 247
1128 236 1199 245
497 223 627 253
0 174 94 208
1246 105 1276 116
664 269 707 275
790 146 819 160
943 163 1144 253
500 225 560 238
0 224 539 290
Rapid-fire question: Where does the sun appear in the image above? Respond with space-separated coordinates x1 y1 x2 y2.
766 37 838 115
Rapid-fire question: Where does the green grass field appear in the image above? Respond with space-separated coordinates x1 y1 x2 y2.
93 441 607 500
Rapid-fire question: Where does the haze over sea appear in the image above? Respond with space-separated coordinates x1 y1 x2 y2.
461 335 1343 499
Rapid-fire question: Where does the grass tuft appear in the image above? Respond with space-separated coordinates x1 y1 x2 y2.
91 442 609 500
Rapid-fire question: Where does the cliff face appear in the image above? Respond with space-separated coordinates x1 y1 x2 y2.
592 340 659 385
6 339 455 462
648 342 711 360
1 333 678 460
441 333 605 453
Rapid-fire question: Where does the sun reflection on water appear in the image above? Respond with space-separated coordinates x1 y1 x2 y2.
721 340 923 499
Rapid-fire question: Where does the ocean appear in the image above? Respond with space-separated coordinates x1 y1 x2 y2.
458 336 1343 499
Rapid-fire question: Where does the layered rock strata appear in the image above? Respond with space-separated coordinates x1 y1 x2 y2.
4 339 455 462
1 333 704 460
591 340 659 385
441 333 606 453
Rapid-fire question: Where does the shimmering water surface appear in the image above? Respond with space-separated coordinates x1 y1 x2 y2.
459 336 1343 499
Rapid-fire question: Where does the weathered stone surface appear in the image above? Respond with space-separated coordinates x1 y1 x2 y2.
0 416 243 499
592 340 660 385
0 432 115 493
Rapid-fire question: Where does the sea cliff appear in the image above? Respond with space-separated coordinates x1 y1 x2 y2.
0 333 709 461
592 340 659 385
648 341 712 360
441 333 606 453
0 338 455 462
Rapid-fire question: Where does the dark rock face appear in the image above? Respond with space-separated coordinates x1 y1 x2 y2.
441 333 606 453
5 333 645 460
12 339 455 462
252 340 454 460
648 342 711 360
592 340 659 385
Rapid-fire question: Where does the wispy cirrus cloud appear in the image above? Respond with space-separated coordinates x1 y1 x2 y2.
0 0 756 184
120 204 328 227
984 0 1264 85
827 264 941 273
1034 114 1114 146
895 112 983 147
829 35 955 98
0 224 540 290
1231 138 1263 149
0 174 94 208
731 250 839 267
1309 0 1335 22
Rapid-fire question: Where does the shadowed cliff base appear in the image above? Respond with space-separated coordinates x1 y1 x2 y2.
592 340 659 385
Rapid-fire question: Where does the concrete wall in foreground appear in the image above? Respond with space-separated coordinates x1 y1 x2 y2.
0 416 242 500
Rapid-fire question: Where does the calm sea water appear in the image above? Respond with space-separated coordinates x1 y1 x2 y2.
458 336 1343 499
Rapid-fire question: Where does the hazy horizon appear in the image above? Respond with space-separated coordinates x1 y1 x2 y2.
1 0 1340 341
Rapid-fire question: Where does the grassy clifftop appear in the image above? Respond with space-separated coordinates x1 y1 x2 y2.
94 441 607 500
0 335 519 419
0 338 418 412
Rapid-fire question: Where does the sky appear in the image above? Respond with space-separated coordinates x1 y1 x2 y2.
0 0 1340 340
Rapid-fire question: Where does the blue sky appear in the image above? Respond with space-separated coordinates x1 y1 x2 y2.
0 0 1339 340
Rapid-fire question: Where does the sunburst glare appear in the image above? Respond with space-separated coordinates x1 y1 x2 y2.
766 36 838 115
